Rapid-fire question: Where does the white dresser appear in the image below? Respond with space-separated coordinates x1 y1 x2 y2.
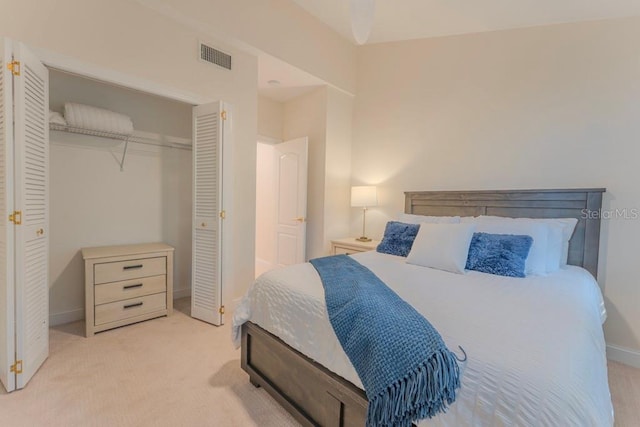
82 243 174 337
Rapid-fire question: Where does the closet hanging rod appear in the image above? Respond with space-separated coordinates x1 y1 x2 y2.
49 123 192 151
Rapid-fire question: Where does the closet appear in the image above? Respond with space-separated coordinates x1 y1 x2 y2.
47 68 195 332
1 37 231 393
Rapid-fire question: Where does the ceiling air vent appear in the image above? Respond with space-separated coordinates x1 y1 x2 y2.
199 42 232 70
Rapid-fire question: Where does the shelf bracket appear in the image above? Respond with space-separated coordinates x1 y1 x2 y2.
120 137 130 172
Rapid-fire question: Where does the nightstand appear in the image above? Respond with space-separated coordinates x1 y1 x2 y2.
331 237 380 255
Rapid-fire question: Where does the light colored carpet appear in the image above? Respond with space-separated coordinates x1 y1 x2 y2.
608 358 640 427
0 298 300 427
0 297 638 426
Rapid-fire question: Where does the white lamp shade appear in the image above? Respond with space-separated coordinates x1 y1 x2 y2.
351 186 378 207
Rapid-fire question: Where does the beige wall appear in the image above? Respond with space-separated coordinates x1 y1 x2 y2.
283 87 354 258
139 0 357 94
353 16 640 356
324 87 354 251
1 0 258 305
255 142 276 276
283 88 328 259
258 96 284 140
256 96 283 273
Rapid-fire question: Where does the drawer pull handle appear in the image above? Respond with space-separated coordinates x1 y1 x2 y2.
123 283 143 290
123 264 143 270
123 302 143 310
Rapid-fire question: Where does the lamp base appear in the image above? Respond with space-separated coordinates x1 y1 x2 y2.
356 236 372 242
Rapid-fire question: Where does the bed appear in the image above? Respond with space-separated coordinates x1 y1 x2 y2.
233 188 612 427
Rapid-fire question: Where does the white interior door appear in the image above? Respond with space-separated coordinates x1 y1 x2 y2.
274 137 308 266
191 102 225 326
0 38 16 393
13 42 49 389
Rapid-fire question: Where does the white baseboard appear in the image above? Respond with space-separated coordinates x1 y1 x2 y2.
173 287 191 299
50 308 84 327
607 344 640 369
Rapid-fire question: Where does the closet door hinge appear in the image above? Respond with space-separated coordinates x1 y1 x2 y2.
221 110 227 121
219 210 226 220
10 360 23 374
218 306 225 315
7 60 20 76
9 210 22 225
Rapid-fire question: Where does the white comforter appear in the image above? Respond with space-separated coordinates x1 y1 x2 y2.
232 251 613 427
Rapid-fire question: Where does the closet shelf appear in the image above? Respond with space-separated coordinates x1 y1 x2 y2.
50 123 192 172
49 123 192 151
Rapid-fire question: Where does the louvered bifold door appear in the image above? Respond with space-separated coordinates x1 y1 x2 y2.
13 42 49 389
0 38 16 393
191 102 224 325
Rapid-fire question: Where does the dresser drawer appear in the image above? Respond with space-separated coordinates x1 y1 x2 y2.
333 246 355 255
95 275 166 305
94 256 166 284
95 292 167 326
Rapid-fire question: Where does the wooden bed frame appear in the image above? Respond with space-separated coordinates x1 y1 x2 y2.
241 188 606 427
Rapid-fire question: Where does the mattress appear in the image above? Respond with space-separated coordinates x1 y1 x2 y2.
232 251 613 426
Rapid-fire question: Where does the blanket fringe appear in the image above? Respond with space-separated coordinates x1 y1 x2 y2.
366 349 461 427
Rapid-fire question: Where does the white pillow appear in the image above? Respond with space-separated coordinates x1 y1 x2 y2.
551 218 578 265
406 223 476 274
544 223 564 272
398 213 461 224
49 110 67 126
477 216 578 269
471 217 549 276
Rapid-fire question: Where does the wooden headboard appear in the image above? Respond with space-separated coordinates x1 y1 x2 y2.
404 188 606 278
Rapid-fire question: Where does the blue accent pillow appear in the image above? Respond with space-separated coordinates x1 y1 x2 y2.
376 221 420 257
465 232 533 278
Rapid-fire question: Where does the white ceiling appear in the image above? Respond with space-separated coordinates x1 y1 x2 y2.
259 0 640 102
291 0 640 44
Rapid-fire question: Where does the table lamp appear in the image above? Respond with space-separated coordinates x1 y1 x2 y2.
351 186 377 242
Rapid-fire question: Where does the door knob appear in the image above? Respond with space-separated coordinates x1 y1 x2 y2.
293 217 305 223
36 228 44 236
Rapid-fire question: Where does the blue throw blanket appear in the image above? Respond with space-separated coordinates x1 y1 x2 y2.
310 255 462 427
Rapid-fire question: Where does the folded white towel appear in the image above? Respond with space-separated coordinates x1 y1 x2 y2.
64 102 134 135
49 110 67 126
